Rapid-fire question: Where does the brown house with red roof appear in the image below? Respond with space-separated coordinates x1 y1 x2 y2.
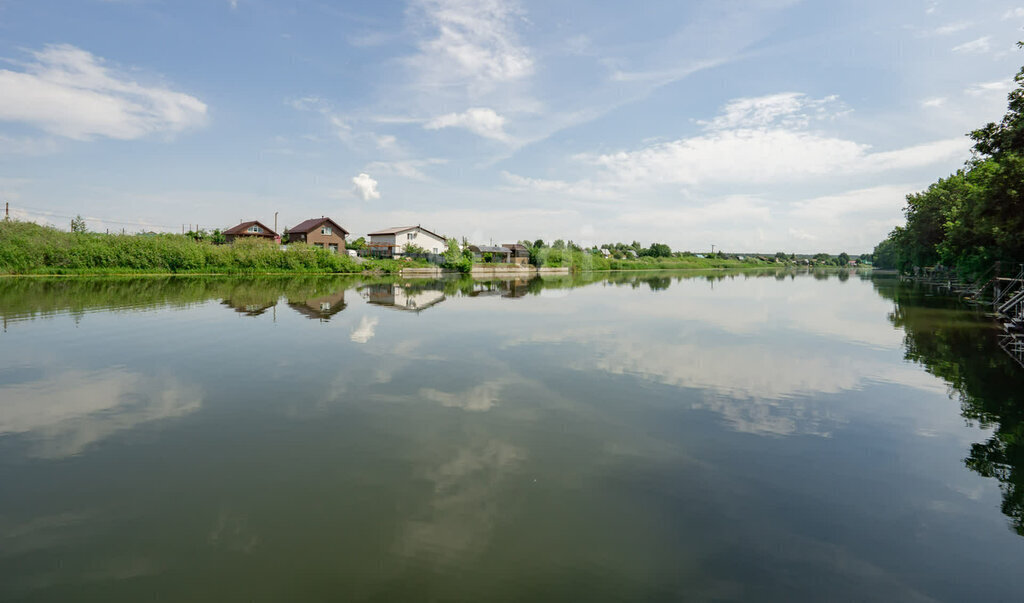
224 220 280 244
286 217 349 253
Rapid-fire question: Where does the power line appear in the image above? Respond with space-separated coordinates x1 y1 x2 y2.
11 204 187 231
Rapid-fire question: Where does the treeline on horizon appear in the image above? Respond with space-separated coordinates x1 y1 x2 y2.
874 52 1024 277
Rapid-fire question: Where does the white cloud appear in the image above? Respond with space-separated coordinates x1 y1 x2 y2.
965 79 1013 96
1003 7 1024 19
699 92 845 130
0 44 207 141
585 129 966 187
406 0 533 91
352 173 381 200
350 315 379 343
425 107 510 140
925 22 971 36
788 228 817 241
289 97 401 154
921 97 946 108
951 36 991 54
367 158 447 181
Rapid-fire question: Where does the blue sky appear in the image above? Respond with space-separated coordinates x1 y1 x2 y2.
1 0 1023 252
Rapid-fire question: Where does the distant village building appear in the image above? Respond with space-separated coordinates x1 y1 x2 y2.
223 220 280 244
469 245 512 263
366 225 446 257
502 243 530 265
286 217 349 253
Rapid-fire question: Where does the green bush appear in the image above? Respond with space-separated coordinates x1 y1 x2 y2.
0 220 375 275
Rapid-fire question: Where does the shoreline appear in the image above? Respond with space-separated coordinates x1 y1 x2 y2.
0 265 862 278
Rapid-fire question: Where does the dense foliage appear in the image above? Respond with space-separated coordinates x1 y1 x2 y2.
0 220 417 274
874 58 1024 276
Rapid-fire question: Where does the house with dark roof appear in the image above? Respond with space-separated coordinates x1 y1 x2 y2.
224 220 279 244
366 225 446 257
502 243 530 265
286 217 349 253
468 245 512 263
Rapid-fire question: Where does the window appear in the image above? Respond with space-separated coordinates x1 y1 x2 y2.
321 226 332 235
407 232 415 240
433 248 438 254
247 225 262 233
329 244 338 253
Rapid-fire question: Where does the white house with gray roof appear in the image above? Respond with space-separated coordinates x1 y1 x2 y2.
366 225 447 257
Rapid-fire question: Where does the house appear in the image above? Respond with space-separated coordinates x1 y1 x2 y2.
502 243 530 265
366 225 446 257
287 217 349 253
469 245 512 263
224 220 280 244
600 248 611 258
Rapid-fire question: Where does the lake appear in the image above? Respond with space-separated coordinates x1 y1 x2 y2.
1 270 1022 601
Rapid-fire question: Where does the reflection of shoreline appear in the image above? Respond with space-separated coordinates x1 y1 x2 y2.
0 270 868 327
874 277 1024 537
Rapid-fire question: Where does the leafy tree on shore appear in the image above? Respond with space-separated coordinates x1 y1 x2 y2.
874 53 1024 275
70 215 87 233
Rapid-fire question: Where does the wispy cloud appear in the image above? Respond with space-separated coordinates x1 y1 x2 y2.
951 36 991 54
965 79 1013 96
0 44 207 141
366 158 447 181
405 0 533 93
424 107 510 141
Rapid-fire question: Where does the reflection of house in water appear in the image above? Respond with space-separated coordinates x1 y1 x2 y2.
221 297 278 316
469 279 531 298
363 283 446 313
287 290 347 321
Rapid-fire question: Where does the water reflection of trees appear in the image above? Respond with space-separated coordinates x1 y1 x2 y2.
874 277 1024 536
0 270 869 328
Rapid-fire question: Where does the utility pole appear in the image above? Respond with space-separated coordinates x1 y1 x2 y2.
4 201 8 220
711 244 715 255
274 212 278 233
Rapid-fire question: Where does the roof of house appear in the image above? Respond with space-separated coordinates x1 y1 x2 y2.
502 243 529 253
470 245 511 254
288 217 349 235
224 220 278 236
367 225 445 240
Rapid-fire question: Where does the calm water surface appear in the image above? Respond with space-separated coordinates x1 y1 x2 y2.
1 270 1022 601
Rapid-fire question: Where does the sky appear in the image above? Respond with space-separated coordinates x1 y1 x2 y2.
1 0 1023 253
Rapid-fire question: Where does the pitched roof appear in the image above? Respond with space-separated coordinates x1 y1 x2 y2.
470 245 511 254
223 220 278 236
367 225 446 240
288 217 349 235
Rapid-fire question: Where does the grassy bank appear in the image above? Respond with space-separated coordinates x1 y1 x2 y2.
533 248 780 271
0 220 425 275
2 219 792 276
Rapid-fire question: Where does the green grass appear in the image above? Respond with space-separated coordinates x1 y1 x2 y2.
0 220 424 275
534 248 780 271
